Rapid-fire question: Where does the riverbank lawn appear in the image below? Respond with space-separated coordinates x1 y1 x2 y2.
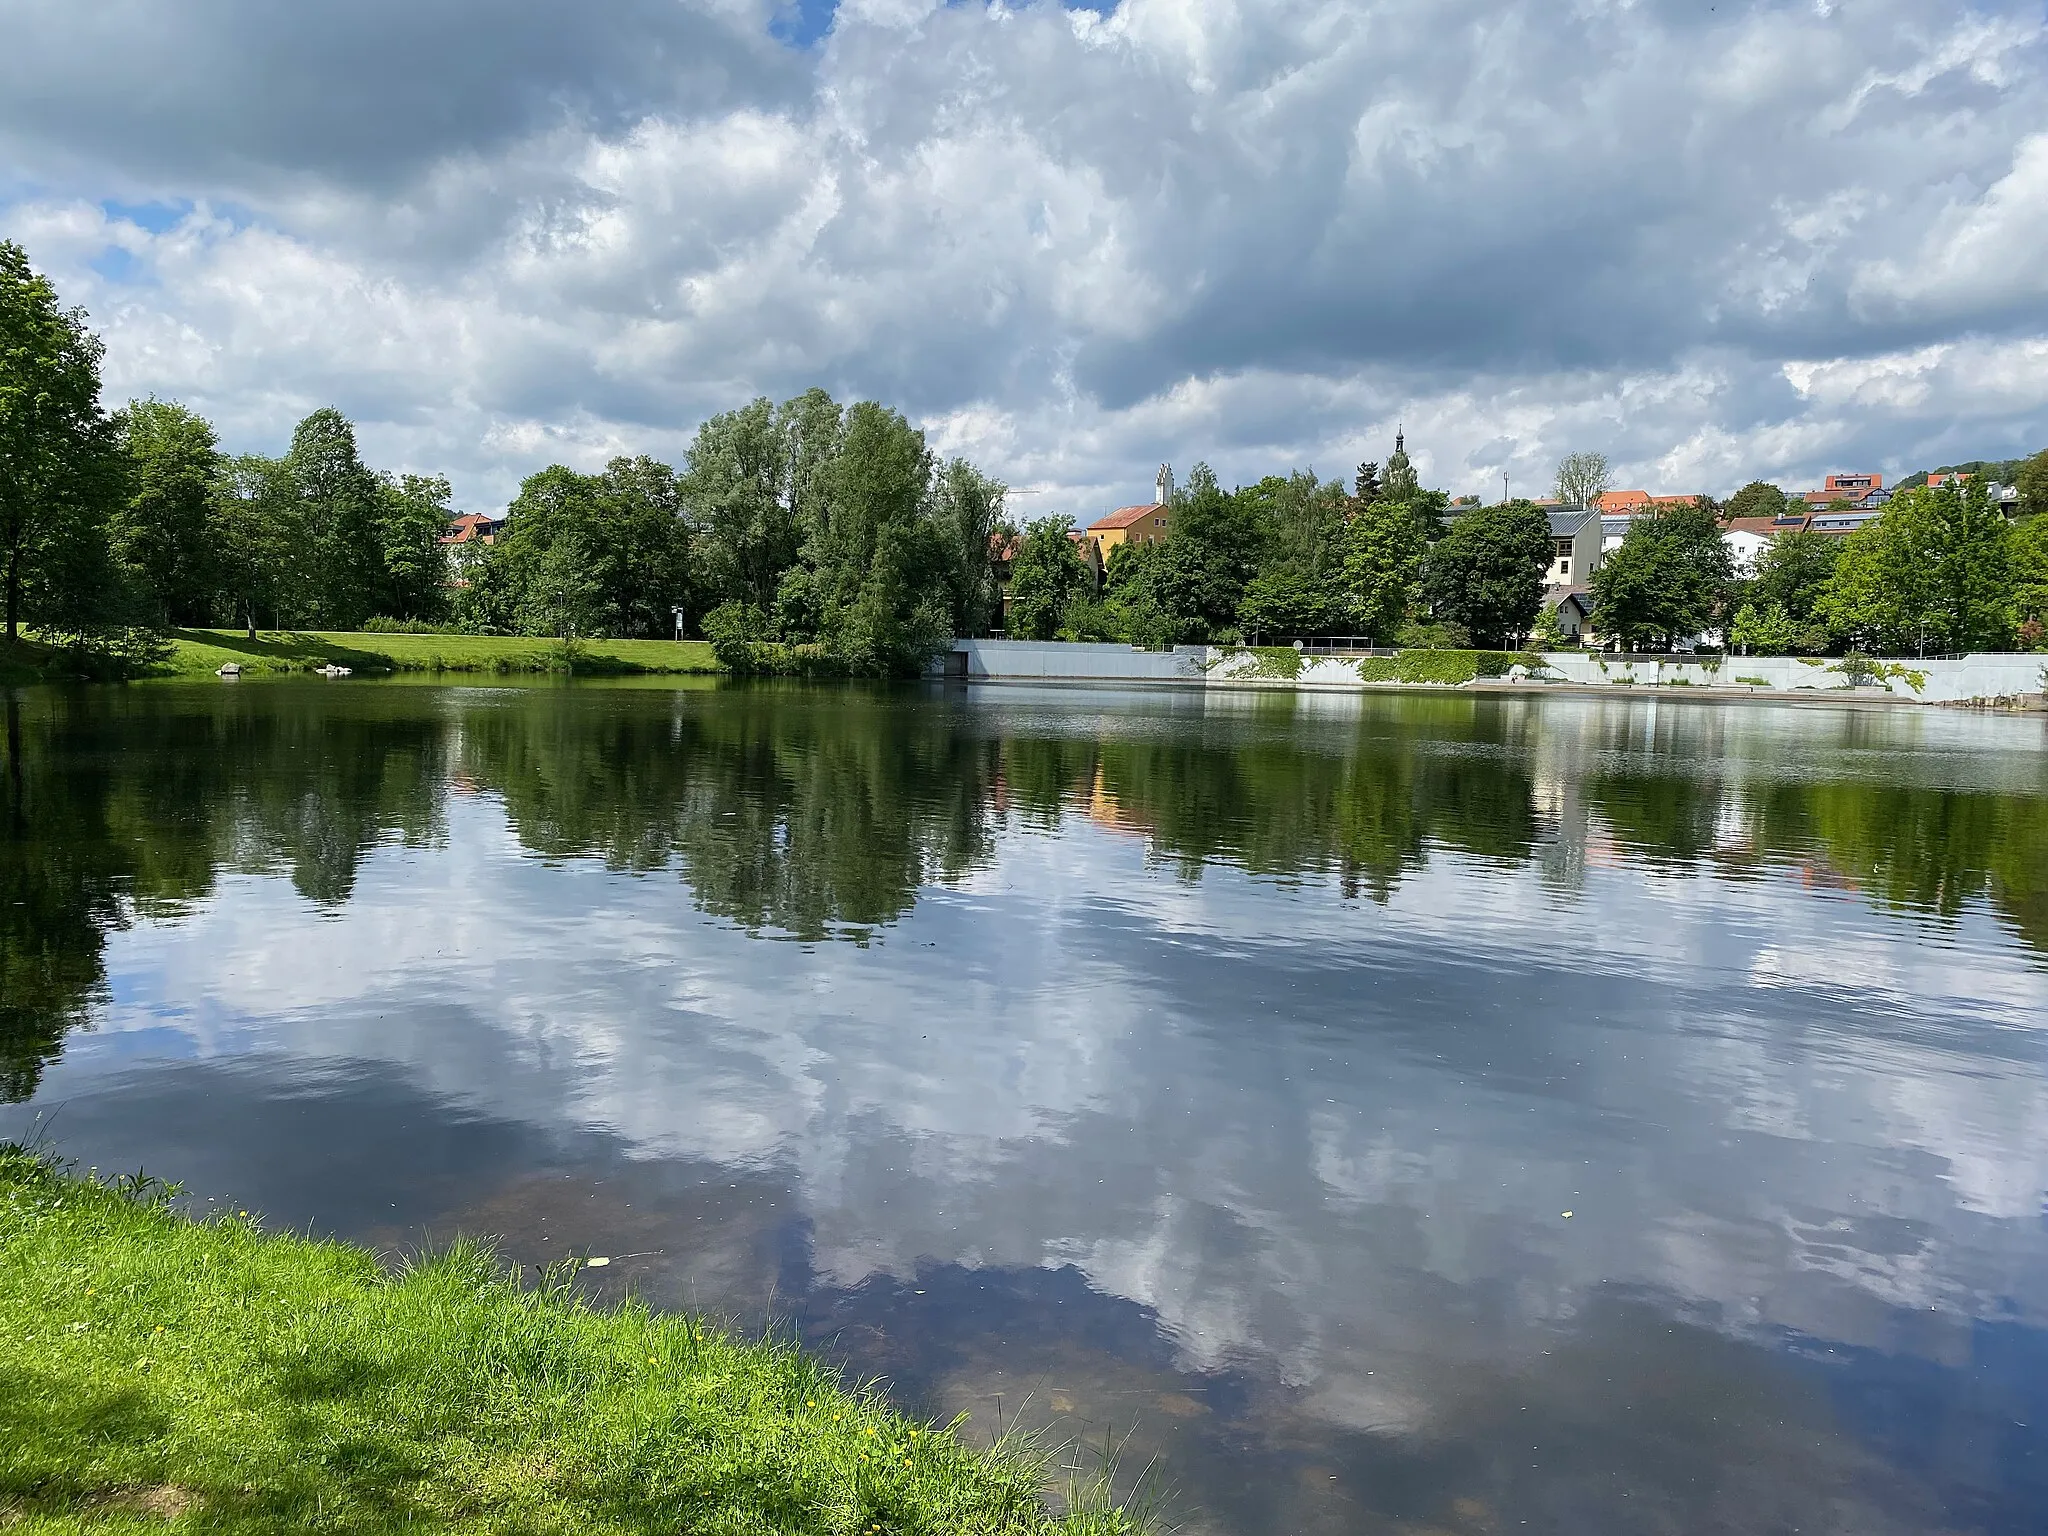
0 1148 1134 1534
155 629 720 678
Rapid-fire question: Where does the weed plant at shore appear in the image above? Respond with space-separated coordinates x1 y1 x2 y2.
0 1146 1144 1534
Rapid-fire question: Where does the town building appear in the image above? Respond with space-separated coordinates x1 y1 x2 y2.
1082 464 1175 557
439 513 501 546
1545 507 1603 588
1798 473 1888 510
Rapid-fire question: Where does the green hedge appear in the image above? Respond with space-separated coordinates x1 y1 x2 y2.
1353 649 1540 685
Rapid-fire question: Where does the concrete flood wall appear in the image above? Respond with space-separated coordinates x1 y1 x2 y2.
950 639 1210 683
945 639 2048 705
1537 651 2048 704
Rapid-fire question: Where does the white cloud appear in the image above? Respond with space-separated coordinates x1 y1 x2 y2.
2 0 2045 510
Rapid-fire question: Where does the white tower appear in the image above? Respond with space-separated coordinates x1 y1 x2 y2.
1156 463 1174 507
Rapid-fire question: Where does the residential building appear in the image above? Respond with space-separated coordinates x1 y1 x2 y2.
1541 588 1595 643
1806 508 1883 536
1594 489 1702 516
1798 472 1887 510
1544 507 1603 589
439 513 501 546
1082 464 1175 557
1594 491 1706 551
1718 512 1805 575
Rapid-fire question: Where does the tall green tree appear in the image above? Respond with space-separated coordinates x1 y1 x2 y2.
375 473 453 623
1383 431 1419 502
1589 498 1733 650
1746 528 1841 624
0 242 122 641
680 397 798 613
286 408 385 629
1238 471 1354 638
1342 494 1430 642
1553 451 1609 509
1817 481 2014 653
1724 480 1791 523
111 398 222 626
2012 514 2048 648
1004 517 1086 640
1131 464 1269 641
211 454 304 635
2017 448 2048 521
1420 500 1553 648
482 458 691 640
811 402 948 673
929 458 1006 639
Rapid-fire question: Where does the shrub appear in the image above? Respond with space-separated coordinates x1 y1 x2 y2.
362 616 465 634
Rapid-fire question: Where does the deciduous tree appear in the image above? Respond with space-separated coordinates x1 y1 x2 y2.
1420 499 1553 648
2017 448 2048 521
0 241 121 641
1553 451 1610 509
1818 481 2014 653
375 473 453 624
1589 498 1733 650
286 408 385 629
1724 480 1791 523
1004 517 1086 640
1341 494 1428 642
111 398 222 626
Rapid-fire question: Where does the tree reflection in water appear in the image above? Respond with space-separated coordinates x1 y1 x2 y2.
3 681 2045 1100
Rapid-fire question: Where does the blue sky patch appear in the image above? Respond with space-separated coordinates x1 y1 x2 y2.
101 198 190 234
771 0 839 49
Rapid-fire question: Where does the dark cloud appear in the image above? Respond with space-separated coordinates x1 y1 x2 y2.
0 0 801 191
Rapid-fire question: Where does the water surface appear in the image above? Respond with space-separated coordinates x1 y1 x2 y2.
5 680 2047 1534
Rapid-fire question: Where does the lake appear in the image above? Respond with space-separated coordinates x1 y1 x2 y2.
5 680 2047 1535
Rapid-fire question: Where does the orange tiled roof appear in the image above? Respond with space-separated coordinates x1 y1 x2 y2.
1087 502 1165 531
439 513 498 545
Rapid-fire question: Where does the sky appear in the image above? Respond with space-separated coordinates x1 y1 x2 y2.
3 0 2046 517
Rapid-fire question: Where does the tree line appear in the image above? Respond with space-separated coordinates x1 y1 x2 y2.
1 241 1007 675
1589 477 2048 655
1005 441 1568 651
8 235 2045 670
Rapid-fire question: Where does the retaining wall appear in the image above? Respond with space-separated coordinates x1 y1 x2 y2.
945 639 2047 705
1535 651 2047 704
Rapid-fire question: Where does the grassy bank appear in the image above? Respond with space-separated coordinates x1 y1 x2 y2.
0 1147 1137 1534
151 629 720 679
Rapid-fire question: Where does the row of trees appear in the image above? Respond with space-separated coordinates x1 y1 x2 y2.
8 233 2044 666
1005 442 1564 651
1590 479 2048 655
2 241 1010 674
2 240 461 642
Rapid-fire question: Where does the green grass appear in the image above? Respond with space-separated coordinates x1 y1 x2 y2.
150 629 719 680
0 1147 1140 1535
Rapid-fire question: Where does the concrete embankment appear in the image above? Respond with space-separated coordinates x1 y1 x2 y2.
944 639 2048 708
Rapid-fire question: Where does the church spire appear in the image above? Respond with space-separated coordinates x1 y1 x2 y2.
1385 422 1418 500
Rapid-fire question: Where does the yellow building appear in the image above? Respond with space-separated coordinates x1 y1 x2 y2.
1083 466 1175 557
1083 499 1170 555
